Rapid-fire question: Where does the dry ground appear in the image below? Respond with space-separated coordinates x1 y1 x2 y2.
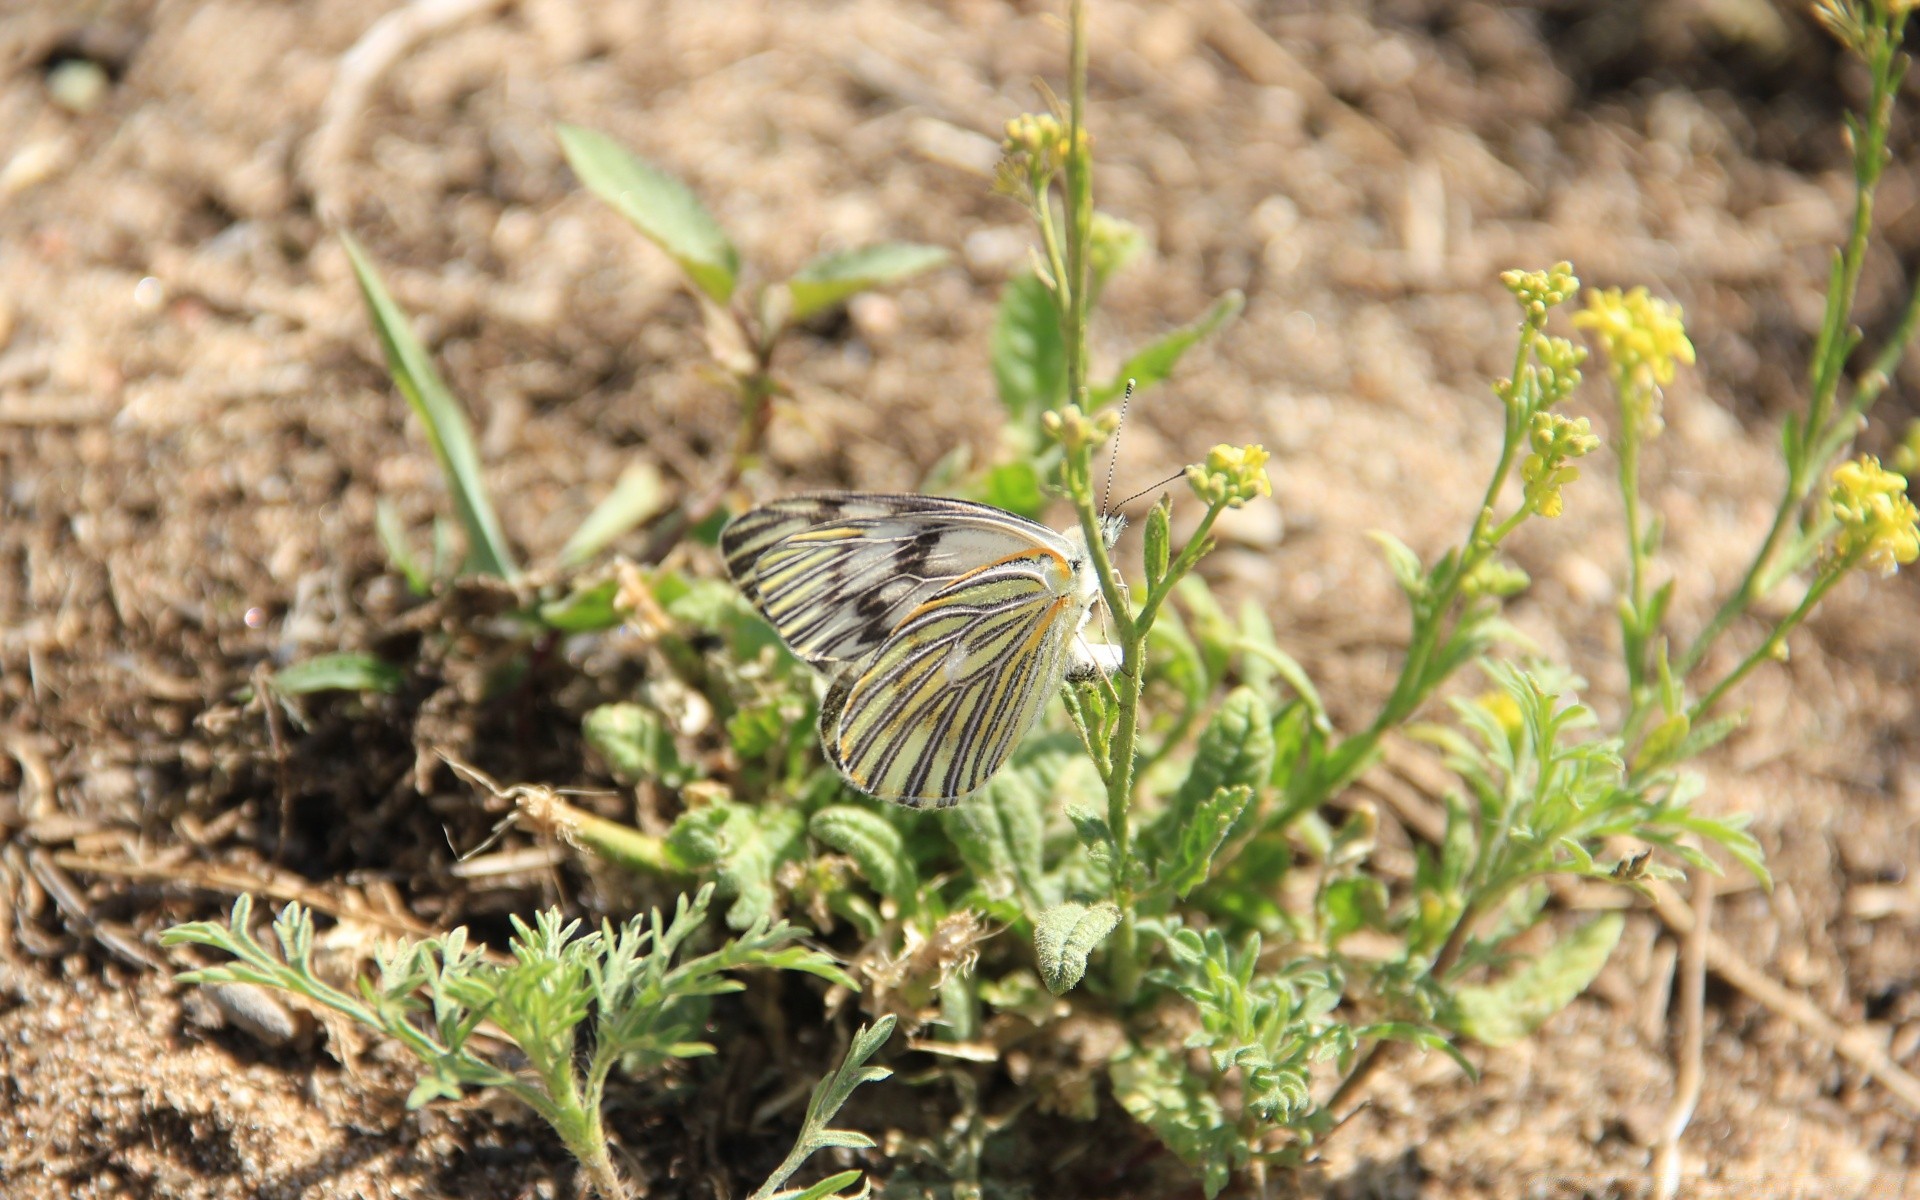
3 0 1920 1197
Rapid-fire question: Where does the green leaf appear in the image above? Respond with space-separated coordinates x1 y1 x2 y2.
990 272 1065 421
1143 495 1172 590
810 805 918 905
342 233 518 579
556 123 739 304
748 1015 896 1200
1367 530 1425 601
375 500 430 595
1110 1048 1240 1198
943 770 1048 910
1090 290 1243 408
768 1169 865 1200
1034 901 1121 995
1450 912 1624 1047
667 801 809 928
584 702 694 787
784 242 948 322
1156 786 1253 900
272 653 403 696
975 459 1048 521
1320 875 1389 946
558 462 666 568
1172 688 1274 821
538 578 626 633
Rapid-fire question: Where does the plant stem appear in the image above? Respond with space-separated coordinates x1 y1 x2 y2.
1675 12 1908 678
1687 565 1845 724
1063 0 1091 410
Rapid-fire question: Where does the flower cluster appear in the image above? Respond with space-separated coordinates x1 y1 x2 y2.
1520 413 1600 518
1186 443 1272 509
1574 287 1695 438
999 113 1087 190
1829 455 1920 576
1041 403 1120 454
1499 262 1579 323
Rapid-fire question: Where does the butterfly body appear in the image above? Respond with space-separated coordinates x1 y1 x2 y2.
722 494 1122 807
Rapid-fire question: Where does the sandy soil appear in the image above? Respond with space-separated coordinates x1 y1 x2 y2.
3 0 1919 1196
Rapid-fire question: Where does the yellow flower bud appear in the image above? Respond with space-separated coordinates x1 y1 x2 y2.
1186 443 1272 509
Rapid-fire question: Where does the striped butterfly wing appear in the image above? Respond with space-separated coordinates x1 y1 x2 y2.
722 493 1072 668
819 542 1087 807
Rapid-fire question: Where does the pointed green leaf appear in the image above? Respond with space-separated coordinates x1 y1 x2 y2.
558 462 665 568
1156 786 1253 899
784 242 948 322
1034 901 1120 995
375 500 430 594
342 233 517 579
1450 912 1624 1047
1091 289 1243 407
1143 494 1172 590
557 123 739 303
1172 687 1274 819
1367 530 1425 601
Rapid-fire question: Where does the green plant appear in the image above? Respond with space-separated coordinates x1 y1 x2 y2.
162 886 886 1200
557 123 948 547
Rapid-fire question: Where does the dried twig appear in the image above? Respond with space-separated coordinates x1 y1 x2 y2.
50 852 434 938
1646 879 1920 1113
1651 872 1712 1199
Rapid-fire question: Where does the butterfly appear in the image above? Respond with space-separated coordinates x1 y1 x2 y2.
722 494 1124 807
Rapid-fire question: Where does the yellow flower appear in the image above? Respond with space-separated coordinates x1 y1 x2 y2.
1574 286 1694 439
1185 443 1272 509
1001 113 1087 178
1473 690 1525 744
1829 455 1920 576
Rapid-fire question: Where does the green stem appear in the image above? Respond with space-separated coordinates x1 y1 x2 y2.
1687 565 1845 724
1064 0 1092 409
1676 16 1907 678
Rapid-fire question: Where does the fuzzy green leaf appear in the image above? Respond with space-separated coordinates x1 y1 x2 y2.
810 805 918 905
1143 495 1172 590
943 770 1048 910
558 462 665 569
1034 901 1121 995
557 123 739 303
1450 912 1624 1047
1110 1048 1239 1198
784 243 948 322
667 801 807 928
1156 786 1253 900
1160 689 1273 862
272 653 403 696
584 702 694 787
343 233 517 579
1091 289 1243 407
991 272 1065 421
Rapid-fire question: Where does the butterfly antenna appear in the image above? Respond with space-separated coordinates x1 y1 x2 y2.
1101 379 1133 515
1113 469 1189 512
